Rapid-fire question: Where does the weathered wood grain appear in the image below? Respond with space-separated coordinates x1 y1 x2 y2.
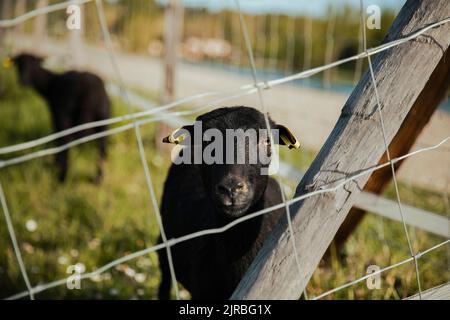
231 0 450 299
331 31 450 254
406 282 450 300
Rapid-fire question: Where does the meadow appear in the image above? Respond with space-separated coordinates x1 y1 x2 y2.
0 65 448 300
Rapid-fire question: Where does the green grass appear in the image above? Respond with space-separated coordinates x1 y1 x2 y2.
279 135 450 300
0 65 448 300
0 67 167 299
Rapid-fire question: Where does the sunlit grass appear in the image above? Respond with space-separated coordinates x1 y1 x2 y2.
0 67 167 299
278 131 449 300
0 66 448 300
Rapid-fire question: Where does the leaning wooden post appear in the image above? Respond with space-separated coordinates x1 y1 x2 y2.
232 0 450 299
156 0 183 151
406 282 450 300
331 44 450 255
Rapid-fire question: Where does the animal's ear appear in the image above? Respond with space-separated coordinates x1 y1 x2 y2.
162 125 194 144
274 124 300 149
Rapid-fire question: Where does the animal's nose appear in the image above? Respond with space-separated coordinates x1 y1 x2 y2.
216 180 247 203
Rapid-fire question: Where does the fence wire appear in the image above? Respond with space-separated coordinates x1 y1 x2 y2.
1 16 449 158
234 0 308 300
93 0 180 300
5 137 450 300
0 0 449 300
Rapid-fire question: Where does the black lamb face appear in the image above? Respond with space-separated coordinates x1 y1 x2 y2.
204 164 267 218
12 53 44 87
163 106 300 219
200 142 270 218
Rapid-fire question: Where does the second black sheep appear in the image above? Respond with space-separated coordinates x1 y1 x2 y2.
12 53 110 182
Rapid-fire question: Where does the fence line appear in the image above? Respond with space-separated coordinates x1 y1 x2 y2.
93 0 180 300
323 5 336 89
0 181 34 299
114 85 450 239
5 137 449 300
362 0 422 298
357 0 387 249
355 192 449 237
0 0 93 28
406 281 450 300
0 86 260 169
234 0 307 299
1 16 449 158
0 0 449 300
0 89 229 154
313 239 449 300
109 85 450 241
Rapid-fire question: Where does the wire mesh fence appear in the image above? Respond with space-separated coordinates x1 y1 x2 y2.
0 0 449 300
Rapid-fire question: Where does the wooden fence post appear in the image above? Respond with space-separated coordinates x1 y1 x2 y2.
14 0 26 34
232 0 450 299
0 0 13 48
331 44 450 255
156 0 183 151
33 0 49 49
162 0 182 104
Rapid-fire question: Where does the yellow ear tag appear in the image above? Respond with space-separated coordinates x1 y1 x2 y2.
163 128 187 144
280 132 300 149
3 57 12 69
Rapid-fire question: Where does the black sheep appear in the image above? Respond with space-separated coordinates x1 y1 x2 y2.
157 106 300 299
12 53 110 182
